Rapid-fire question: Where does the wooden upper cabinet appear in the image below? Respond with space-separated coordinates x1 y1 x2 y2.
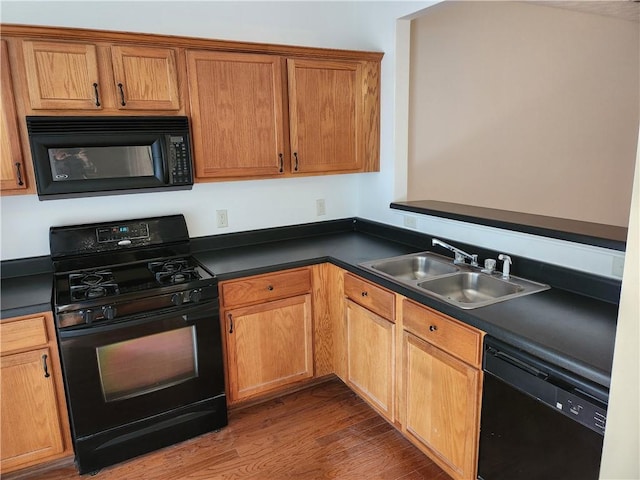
1 40 27 192
110 45 180 110
186 50 285 178
287 59 361 174
21 39 181 112
22 40 102 110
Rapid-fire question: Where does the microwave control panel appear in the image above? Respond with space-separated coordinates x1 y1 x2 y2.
168 135 192 185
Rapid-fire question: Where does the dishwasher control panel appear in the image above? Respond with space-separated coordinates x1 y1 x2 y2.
555 389 607 433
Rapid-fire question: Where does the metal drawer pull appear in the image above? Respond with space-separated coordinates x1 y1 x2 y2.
361 291 368 297
429 325 438 332
118 83 126 106
228 313 234 334
267 285 274 291
42 354 50 378
293 152 299 171
93 83 101 107
278 153 284 173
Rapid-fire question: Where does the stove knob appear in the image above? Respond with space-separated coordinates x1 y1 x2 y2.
102 305 117 320
171 293 184 306
189 289 203 303
81 309 93 324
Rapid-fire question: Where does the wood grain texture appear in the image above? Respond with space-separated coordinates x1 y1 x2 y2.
13 379 451 480
0 40 27 192
403 332 481 480
186 50 286 178
224 294 314 404
1 312 73 475
220 267 311 308
287 58 361 174
110 45 180 110
403 299 483 368
346 300 395 422
344 273 395 321
311 264 335 377
0 315 48 353
21 40 101 110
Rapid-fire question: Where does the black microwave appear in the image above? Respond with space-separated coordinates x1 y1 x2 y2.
27 116 194 200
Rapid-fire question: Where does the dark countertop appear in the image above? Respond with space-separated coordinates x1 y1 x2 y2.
391 200 627 251
2 220 619 390
0 273 53 319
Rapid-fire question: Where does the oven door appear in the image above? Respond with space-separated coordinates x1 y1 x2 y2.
58 300 224 438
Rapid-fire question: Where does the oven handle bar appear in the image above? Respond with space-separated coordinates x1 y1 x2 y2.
58 300 218 338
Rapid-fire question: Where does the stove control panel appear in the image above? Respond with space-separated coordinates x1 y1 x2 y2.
97 223 150 243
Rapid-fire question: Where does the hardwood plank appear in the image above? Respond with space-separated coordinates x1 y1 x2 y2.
16 378 451 480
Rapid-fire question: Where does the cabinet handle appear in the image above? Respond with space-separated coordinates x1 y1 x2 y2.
278 153 284 173
93 83 101 107
293 152 299 171
228 313 234 334
429 325 438 332
15 162 24 186
118 83 126 106
42 354 50 378
267 285 274 291
361 291 368 297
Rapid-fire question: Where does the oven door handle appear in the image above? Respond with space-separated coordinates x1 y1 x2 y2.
58 300 218 338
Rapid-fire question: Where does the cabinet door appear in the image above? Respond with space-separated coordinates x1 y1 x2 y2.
111 45 180 110
0 347 65 471
186 50 286 179
1 40 27 192
346 299 395 421
22 40 102 110
403 332 481 480
225 294 313 403
287 58 362 174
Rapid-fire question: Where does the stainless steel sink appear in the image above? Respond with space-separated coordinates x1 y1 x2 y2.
359 251 549 309
362 252 459 281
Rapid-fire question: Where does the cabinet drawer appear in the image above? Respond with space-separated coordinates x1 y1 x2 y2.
221 268 312 307
344 273 395 321
1 315 49 354
403 299 483 367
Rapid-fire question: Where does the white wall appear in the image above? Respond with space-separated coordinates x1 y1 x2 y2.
0 0 434 260
0 0 627 281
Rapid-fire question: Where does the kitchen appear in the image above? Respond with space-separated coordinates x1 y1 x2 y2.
0 1 638 479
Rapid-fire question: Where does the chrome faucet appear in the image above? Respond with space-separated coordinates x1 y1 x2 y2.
498 254 512 279
432 238 479 266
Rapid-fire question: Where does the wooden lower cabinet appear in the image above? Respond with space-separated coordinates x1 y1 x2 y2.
220 267 314 405
345 299 395 422
224 294 313 403
401 299 483 480
0 312 72 474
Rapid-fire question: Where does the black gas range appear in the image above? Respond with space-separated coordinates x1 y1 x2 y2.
50 214 227 474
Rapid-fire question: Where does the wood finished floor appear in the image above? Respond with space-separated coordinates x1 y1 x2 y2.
25 378 451 480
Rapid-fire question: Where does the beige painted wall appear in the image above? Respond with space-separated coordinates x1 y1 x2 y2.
408 1 639 227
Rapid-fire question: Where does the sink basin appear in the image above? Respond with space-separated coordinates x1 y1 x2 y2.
359 251 550 309
361 252 459 281
417 271 549 309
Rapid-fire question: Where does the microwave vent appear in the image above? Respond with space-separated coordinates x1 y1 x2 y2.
26 116 189 134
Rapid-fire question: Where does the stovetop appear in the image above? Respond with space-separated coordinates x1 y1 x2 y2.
55 256 214 308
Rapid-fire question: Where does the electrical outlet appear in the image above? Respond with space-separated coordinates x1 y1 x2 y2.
612 256 625 277
216 209 228 228
316 199 326 216
403 215 417 229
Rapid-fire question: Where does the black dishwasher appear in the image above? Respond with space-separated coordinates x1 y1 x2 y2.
478 337 607 480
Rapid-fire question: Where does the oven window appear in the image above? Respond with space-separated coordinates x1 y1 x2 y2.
96 326 198 402
48 145 154 181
